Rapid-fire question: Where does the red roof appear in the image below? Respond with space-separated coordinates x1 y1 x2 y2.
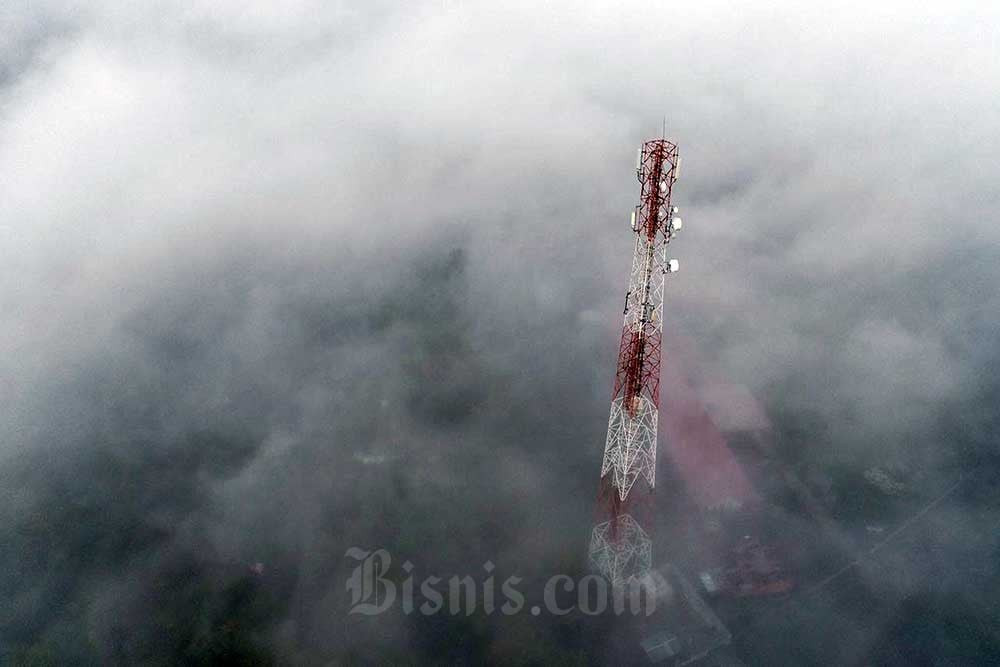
659 339 758 509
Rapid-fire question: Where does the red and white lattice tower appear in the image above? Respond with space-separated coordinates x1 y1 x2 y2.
589 137 682 586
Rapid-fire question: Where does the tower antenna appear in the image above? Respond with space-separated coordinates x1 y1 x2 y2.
589 136 684 586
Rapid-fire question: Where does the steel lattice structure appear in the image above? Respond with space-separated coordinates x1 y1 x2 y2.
588 513 652 585
590 137 682 586
601 138 681 502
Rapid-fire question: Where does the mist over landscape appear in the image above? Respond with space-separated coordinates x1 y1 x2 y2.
2 2 999 664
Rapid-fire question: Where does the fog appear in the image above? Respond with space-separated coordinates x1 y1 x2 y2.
2 1 998 664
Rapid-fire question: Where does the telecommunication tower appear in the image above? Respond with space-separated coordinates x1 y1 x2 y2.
589 137 682 585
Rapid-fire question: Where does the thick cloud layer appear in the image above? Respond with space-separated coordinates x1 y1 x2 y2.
2 1 999 664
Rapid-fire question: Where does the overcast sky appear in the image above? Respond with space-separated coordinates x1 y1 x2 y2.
2 1 999 663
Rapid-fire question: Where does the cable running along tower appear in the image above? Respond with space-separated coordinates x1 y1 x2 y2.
589 137 682 586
